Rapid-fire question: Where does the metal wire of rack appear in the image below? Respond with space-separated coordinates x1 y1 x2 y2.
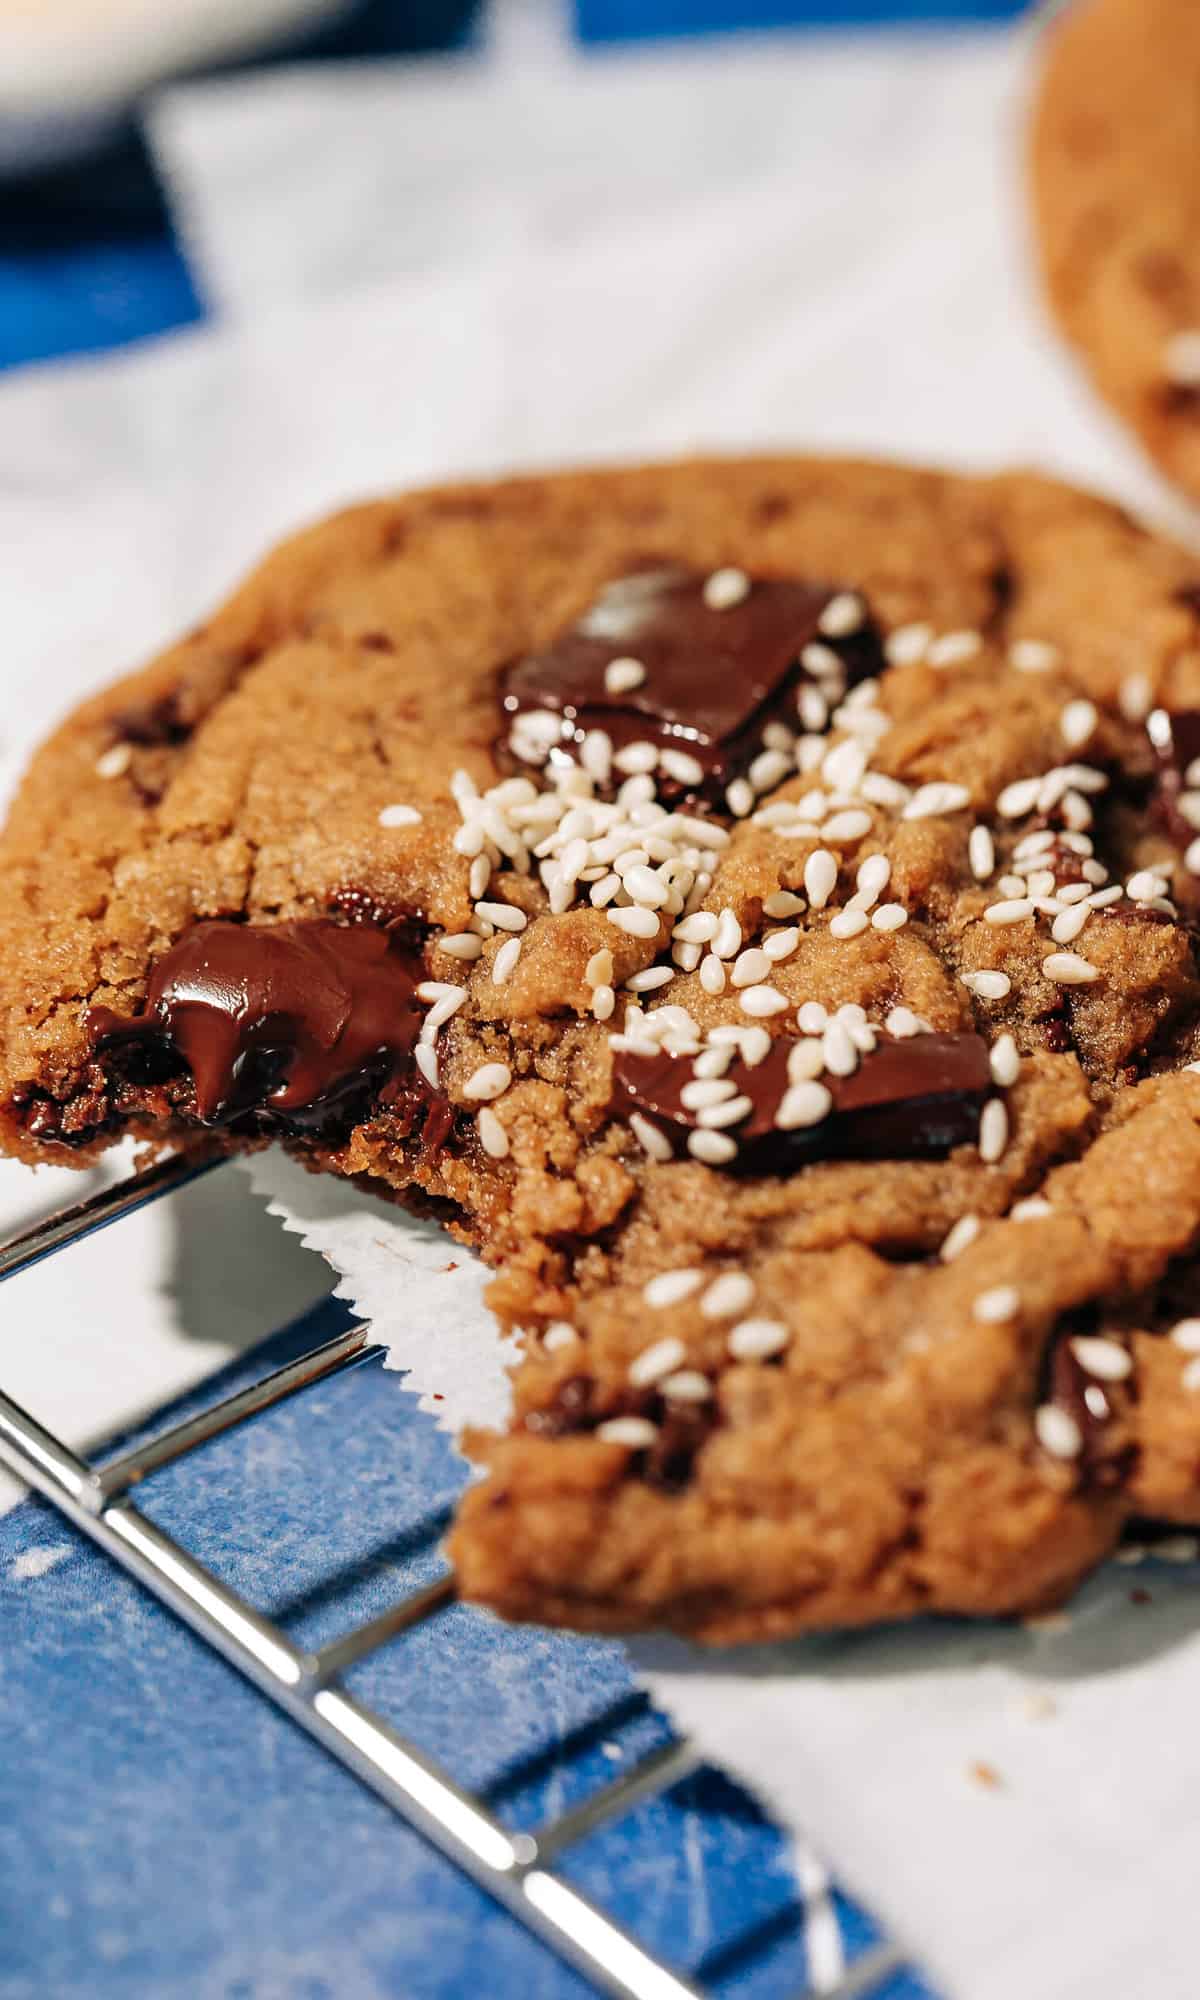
0 1158 907 2000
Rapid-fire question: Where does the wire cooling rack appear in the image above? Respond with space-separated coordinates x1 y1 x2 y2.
0 1157 915 2000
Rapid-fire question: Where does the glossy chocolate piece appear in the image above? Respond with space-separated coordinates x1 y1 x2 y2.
502 566 882 806
89 918 429 1133
614 1030 992 1172
1148 705 1200 845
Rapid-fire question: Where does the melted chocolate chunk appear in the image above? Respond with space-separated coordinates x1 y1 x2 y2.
614 1031 992 1173
502 566 883 807
1148 705 1200 846
89 918 433 1135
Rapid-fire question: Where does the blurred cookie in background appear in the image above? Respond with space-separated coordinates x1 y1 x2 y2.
1030 0 1200 504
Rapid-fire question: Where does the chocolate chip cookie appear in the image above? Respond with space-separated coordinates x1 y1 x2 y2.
1030 0 1200 502
5 456 1200 1642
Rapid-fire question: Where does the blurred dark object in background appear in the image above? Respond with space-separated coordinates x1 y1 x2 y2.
0 0 480 370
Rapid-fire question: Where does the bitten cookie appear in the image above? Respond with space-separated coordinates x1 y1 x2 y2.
1030 0 1200 502
4 456 1200 1643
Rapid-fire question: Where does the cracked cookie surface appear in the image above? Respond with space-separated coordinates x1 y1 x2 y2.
1030 0 1200 502
4 455 1200 1642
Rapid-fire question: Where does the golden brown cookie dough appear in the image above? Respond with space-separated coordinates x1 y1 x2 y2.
1030 0 1200 502
4 455 1200 1643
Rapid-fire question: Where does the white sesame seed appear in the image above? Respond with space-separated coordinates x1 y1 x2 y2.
630 1111 672 1161
693 1044 734 1079
672 913 718 948
739 984 789 1017
829 908 869 940
885 622 932 666
860 772 911 810
940 1214 980 1262
1051 906 1090 949
644 1268 703 1308
701 1271 755 1318
927 630 982 668
989 1033 1020 1088
703 566 751 610
414 1042 440 1090
475 901 527 933
1034 1404 1082 1460
871 903 908 933
963 970 1011 1000
687 1129 738 1165
797 1001 829 1034
1164 329 1200 387
378 801 422 828
822 737 869 794
725 777 755 817
902 782 972 821
681 1078 738 1110
786 1039 826 1082
712 909 742 959
1060 790 1092 833
855 853 891 903
596 1417 659 1448
978 1097 1009 1163
764 890 805 919
731 948 771 988
739 1026 772 1066
802 849 838 912
591 984 616 1021
1069 1336 1132 1383
1125 868 1167 904
996 777 1042 820
984 898 1034 926
623 864 670 909
607 905 661 939
580 729 612 787
697 1093 754 1129
885 1006 921 1037
440 932 484 961
543 1321 577 1351
463 1062 512 1102
585 948 615 989
1170 1319 1200 1353
626 967 674 994
818 591 865 638
95 741 132 780
629 1335 687 1386
417 978 467 1003
604 656 646 695
1009 639 1059 673
1042 951 1099 985
797 686 829 733
1060 700 1097 750
660 1370 713 1402
762 927 800 962
699 954 726 995
1118 672 1153 723
974 1285 1020 1324
822 1021 858 1077
613 741 659 778
728 1318 789 1360
748 748 793 794
776 1080 833 1129
660 748 705 788
822 809 873 843
469 854 492 901
477 1106 509 1158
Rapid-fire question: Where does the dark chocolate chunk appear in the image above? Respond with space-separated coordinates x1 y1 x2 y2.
1147 705 1200 846
614 1030 992 1173
89 918 432 1134
501 566 883 807
523 1373 718 1490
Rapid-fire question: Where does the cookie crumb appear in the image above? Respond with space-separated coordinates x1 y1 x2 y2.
968 1760 1003 1790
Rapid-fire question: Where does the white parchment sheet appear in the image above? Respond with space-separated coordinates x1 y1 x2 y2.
1 14 1198 1994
